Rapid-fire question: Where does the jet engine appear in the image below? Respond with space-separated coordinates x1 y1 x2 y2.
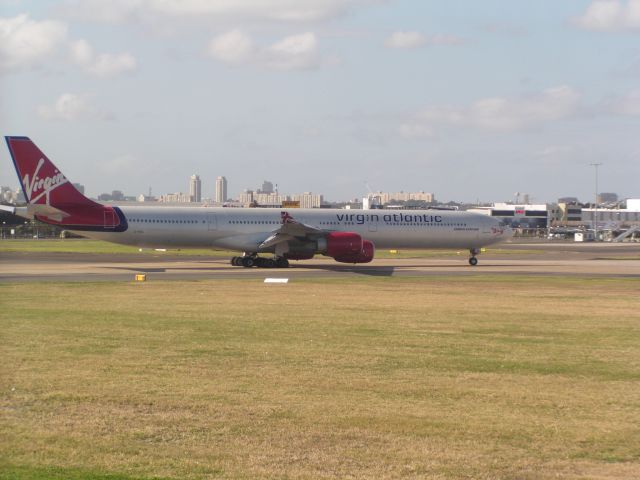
317 232 375 264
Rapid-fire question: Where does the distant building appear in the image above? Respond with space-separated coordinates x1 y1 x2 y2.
556 203 583 224
373 191 435 205
97 190 125 202
627 199 640 210
468 203 550 229
189 174 202 203
137 194 157 202
362 196 381 210
558 196 579 204
582 199 640 227
292 192 323 209
255 193 284 206
260 180 274 194
553 200 640 227
159 192 192 203
238 189 253 205
240 190 285 207
215 176 228 203
72 183 85 195
597 192 618 204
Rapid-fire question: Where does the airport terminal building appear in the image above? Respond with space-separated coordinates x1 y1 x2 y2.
555 199 640 227
468 203 550 230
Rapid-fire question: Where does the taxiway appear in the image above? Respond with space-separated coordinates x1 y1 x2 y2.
1 242 638 282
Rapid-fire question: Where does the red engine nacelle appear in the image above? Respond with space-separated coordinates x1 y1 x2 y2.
321 232 375 264
333 239 375 264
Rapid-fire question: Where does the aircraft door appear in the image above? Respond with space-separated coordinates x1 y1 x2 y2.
207 213 217 231
368 220 378 232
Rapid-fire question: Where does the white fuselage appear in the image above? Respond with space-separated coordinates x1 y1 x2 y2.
77 207 509 253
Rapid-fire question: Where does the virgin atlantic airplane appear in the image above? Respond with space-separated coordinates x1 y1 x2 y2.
2 137 512 267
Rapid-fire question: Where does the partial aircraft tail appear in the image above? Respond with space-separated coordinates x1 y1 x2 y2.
5 136 126 231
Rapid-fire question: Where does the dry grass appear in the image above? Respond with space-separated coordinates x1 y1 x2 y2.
1 276 640 479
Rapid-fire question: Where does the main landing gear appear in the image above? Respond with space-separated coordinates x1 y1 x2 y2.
469 248 480 266
230 254 290 268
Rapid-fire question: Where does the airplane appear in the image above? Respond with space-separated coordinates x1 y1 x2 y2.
1 136 512 267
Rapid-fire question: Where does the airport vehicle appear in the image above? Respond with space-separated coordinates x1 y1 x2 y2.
2 136 512 267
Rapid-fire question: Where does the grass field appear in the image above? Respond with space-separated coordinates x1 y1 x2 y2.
2 275 640 479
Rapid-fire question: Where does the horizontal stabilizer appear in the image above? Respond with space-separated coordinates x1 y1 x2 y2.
0 203 70 221
0 204 16 215
27 204 70 222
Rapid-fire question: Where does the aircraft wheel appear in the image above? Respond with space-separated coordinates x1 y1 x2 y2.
255 257 269 268
469 257 478 266
242 257 255 268
276 257 290 268
264 258 277 268
230 256 240 266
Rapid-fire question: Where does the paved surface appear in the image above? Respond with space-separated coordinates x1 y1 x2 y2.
1 242 639 282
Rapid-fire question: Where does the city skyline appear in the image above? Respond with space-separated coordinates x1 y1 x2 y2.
1 1 639 202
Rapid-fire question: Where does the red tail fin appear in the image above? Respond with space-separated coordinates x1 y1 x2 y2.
5 136 125 230
6 136 98 208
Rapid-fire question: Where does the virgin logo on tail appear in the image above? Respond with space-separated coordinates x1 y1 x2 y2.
22 157 69 204
281 211 295 224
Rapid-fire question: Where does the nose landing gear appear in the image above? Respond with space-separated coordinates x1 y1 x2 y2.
469 248 480 266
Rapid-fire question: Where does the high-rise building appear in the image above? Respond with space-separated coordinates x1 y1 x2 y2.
260 180 274 194
215 176 228 203
189 174 201 203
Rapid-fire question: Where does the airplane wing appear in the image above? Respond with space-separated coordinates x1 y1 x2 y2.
258 211 324 249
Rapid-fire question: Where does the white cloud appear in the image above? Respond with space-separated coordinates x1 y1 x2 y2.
385 31 426 49
0 14 67 72
208 30 322 70
384 31 464 49
60 0 378 24
69 39 136 77
0 14 135 77
69 38 93 64
264 32 319 70
208 30 254 64
574 0 640 32
37 93 113 121
400 86 581 136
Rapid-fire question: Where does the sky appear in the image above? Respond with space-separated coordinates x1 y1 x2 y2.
1 0 640 203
